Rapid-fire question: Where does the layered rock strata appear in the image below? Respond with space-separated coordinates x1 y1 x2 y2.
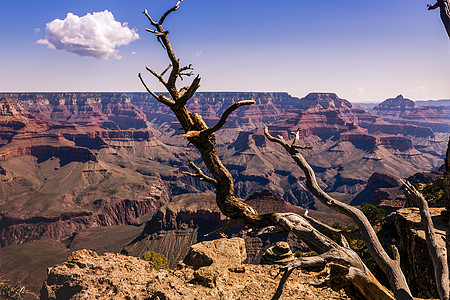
371 95 450 133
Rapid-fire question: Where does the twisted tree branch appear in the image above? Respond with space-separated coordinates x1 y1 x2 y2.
138 73 174 107
159 0 184 24
146 67 168 86
402 180 449 300
182 160 217 186
303 210 361 240
264 126 412 300
202 100 255 135
178 75 201 106
161 64 172 76
429 0 450 38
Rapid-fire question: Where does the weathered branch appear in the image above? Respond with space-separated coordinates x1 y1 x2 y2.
264 126 412 300
161 64 172 76
159 0 184 25
182 160 217 186
181 100 255 138
145 28 167 36
143 8 181 94
429 1 440 9
271 213 394 300
253 224 287 236
177 75 201 106
146 67 168 86
341 234 350 248
201 100 255 135
402 180 449 300
138 73 174 107
429 0 450 38
179 64 193 73
143 9 158 26
303 211 361 240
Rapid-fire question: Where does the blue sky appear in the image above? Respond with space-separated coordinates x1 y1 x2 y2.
0 0 448 102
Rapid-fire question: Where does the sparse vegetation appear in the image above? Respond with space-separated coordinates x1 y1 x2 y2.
140 251 169 270
411 176 445 206
0 280 25 300
360 203 386 225
422 178 444 202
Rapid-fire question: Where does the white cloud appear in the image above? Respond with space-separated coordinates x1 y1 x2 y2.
37 10 139 60
34 28 41 34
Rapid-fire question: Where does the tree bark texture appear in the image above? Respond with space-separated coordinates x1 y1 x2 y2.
438 0 450 38
403 180 449 300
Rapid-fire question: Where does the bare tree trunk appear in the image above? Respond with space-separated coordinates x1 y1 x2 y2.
403 180 449 300
438 0 450 37
429 0 450 38
445 137 450 293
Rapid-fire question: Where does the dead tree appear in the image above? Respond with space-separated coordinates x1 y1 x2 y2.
402 180 449 300
428 0 450 38
138 2 445 299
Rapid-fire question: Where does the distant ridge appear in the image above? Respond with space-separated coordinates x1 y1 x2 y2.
415 99 450 107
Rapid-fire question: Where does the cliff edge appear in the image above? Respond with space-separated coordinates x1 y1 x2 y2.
41 238 349 300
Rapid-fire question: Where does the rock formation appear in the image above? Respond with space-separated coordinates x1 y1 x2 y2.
260 241 295 265
350 172 405 212
371 94 450 133
0 98 197 247
41 238 350 299
123 190 349 268
0 92 446 209
393 207 447 298
0 92 447 298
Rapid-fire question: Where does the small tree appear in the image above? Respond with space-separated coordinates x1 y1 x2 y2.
0 280 25 300
139 2 449 299
140 251 169 270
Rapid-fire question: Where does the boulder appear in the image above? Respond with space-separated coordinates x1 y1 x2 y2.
183 237 246 269
183 238 246 288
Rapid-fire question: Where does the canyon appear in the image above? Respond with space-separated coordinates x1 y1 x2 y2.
0 91 448 298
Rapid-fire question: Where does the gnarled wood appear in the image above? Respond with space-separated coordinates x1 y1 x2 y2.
264 127 412 300
270 213 394 300
403 180 449 300
429 0 450 38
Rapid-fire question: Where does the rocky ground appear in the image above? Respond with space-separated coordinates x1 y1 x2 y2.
41 238 349 300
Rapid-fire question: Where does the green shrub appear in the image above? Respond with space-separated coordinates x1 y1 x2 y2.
140 251 169 270
360 203 385 225
0 281 25 300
